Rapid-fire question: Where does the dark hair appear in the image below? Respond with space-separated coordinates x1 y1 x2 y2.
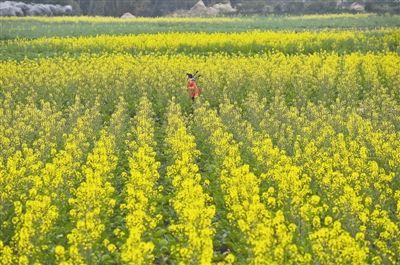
186 73 194 78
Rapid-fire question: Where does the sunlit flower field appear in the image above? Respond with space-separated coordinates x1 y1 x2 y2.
0 15 399 264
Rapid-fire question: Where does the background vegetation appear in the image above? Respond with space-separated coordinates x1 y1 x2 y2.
27 0 400 16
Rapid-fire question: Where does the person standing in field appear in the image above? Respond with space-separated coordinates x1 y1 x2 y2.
186 72 202 101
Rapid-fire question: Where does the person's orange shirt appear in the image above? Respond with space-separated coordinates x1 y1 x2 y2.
187 79 200 97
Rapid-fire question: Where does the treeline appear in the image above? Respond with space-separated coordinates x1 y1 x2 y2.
239 0 400 14
29 0 200 16
29 0 400 16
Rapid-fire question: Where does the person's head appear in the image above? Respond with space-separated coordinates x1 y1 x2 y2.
186 73 194 80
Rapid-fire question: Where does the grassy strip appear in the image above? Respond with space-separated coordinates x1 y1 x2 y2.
1 14 400 40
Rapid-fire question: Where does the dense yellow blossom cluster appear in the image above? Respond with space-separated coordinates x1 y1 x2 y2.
2 29 399 58
165 100 215 264
1 24 399 264
120 96 160 264
67 130 118 264
193 101 304 264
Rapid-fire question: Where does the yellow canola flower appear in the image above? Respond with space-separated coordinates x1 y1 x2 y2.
293 112 399 263
67 130 118 264
165 100 215 264
41 101 102 202
194 101 301 264
0 240 13 265
2 29 399 57
0 31 399 264
11 195 59 262
309 221 368 264
121 96 160 264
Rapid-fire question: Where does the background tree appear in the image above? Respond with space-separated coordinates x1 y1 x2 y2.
21 0 400 16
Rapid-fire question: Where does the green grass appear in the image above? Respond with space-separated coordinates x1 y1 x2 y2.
1 14 400 40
